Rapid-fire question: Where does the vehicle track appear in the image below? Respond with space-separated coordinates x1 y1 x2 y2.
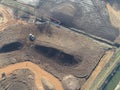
81 50 114 90
0 6 27 31
0 61 64 90
0 6 63 90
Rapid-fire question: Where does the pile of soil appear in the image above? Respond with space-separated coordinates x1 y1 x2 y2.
0 23 110 87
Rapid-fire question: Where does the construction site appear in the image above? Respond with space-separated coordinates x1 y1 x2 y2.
0 0 120 90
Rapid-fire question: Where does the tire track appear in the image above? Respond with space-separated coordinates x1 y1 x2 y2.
0 61 64 90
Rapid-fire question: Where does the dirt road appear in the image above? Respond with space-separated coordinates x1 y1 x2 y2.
81 50 114 90
0 6 27 31
0 61 64 90
0 6 14 31
0 6 64 90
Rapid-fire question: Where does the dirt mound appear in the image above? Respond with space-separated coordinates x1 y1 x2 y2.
8 82 29 90
0 61 64 90
0 69 37 90
0 1 118 89
0 16 110 88
62 75 80 90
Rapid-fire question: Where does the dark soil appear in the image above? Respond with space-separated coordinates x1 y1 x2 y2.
34 45 79 66
0 23 109 87
0 42 24 53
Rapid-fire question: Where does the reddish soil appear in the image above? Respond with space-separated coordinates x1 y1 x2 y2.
0 5 111 89
0 61 64 90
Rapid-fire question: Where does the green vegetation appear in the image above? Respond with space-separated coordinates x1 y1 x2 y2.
104 67 120 90
90 49 120 90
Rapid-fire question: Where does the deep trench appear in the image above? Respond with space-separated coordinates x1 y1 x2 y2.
0 42 23 53
34 45 79 66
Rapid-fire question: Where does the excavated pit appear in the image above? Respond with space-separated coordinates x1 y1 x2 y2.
34 45 79 66
0 42 23 53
